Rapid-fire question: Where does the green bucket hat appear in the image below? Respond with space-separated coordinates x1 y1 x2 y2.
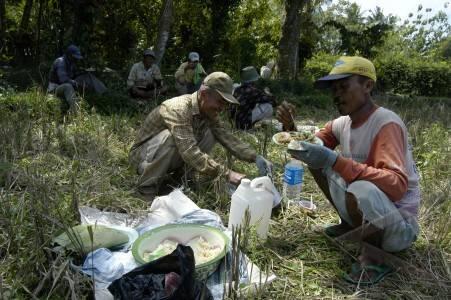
203 72 239 105
241 66 260 83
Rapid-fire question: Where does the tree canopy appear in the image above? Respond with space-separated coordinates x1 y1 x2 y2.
0 0 449 81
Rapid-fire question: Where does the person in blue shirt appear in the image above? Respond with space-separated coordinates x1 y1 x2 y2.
48 44 106 114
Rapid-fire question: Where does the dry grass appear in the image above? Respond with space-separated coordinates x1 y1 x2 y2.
0 89 449 299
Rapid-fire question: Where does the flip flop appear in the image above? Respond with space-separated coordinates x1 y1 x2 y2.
324 223 352 238
343 262 393 286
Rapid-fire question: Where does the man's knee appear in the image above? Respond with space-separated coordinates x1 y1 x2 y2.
62 83 75 93
175 82 187 95
56 83 74 96
346 180 399 230
347 181 381 209
136 131 181 187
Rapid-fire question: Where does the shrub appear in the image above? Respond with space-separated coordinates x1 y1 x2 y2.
304 52 451 97
376 56 451 97
303 52 339 82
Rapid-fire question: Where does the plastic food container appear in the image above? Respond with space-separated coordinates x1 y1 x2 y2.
132 224 228 280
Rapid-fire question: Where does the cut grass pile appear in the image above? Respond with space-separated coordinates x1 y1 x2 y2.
0 88 449 299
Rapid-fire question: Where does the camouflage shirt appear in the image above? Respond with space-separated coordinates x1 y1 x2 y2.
230 83 276 129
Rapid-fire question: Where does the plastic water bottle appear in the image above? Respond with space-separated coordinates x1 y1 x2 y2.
283 159 304 201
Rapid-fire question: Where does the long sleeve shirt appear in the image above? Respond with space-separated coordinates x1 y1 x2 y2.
49 55 76 85
316 106 420 215
174 62 207 85
127 62 162 89
130 92 257 176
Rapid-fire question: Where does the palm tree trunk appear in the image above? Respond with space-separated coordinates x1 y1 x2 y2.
0 0 5 47
19 0 33 31
154 0 173 65
14 0 34 65
278 0 306 80
35 0 44 63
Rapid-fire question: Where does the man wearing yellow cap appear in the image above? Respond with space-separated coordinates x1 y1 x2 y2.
288 56 421 285
130 72 272 202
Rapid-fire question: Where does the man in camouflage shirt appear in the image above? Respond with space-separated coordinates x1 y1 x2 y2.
230 66 276 130
130 72 273 202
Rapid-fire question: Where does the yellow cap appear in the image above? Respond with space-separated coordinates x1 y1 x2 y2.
315 56 376 89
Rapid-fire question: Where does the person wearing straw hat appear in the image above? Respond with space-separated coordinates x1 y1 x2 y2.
230 66 276 130
288 56 421 285
130 71 273 202
174 52 207 95
127 48 166 100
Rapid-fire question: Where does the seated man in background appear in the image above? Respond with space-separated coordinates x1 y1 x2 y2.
288 56 420 285
174 52 207 95
129 72 272 202
127 49 166 100
230 66 276 130
48 44 106 114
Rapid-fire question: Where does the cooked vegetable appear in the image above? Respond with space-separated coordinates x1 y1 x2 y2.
274 131 316 145
275 132 292 144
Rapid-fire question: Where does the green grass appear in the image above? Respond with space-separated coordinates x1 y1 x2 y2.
0 87 449 299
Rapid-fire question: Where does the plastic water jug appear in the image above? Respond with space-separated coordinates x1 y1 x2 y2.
250 176 282 207
228 178 273 239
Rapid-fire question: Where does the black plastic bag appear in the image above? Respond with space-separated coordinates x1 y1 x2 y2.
108 244 213 300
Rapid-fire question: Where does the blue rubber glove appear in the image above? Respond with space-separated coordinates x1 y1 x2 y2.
287 141 338 169
256 155 273 178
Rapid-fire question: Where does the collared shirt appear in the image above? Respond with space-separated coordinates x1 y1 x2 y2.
174 62 207 85
127 62 162 89
130 92 256 176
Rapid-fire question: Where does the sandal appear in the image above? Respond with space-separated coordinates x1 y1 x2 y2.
343 262 393 285
324 222 353 238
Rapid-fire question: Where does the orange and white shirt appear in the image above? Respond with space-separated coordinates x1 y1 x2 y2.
316 106 421 216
